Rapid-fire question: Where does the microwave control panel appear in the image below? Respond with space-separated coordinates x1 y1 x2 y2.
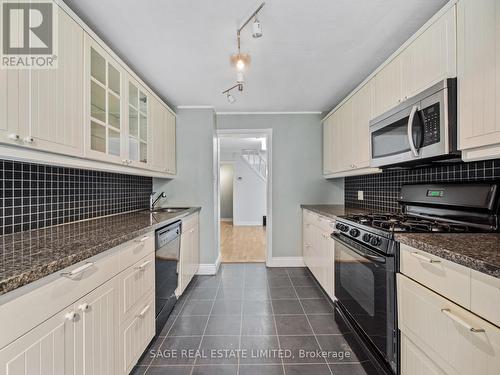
421 103 440 146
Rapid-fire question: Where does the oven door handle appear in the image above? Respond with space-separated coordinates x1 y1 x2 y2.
407 105 420 157
332 233 386 264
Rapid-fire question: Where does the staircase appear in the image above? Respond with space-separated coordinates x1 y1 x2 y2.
241 149 267 181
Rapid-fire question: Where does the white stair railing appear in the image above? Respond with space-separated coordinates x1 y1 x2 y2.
241 149 267 180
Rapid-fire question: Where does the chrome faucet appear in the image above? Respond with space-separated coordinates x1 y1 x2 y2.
150 191 166 211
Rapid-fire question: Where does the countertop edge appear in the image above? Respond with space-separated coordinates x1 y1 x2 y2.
0 207 201 298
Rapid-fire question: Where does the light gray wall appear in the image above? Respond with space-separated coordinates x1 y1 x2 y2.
153 108 217 264
217 113 344 258
220 164 234 220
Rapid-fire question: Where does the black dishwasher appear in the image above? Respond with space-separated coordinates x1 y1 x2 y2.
155 220 181 335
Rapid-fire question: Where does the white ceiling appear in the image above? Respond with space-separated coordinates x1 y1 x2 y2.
64 0 448 112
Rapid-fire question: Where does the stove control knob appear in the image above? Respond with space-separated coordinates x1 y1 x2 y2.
370 237 381 246
335 223 342 230
362 234 371 242
341 224 349 232
349 228 360 237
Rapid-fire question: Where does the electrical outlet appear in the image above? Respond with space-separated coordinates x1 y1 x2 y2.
358 190 364 200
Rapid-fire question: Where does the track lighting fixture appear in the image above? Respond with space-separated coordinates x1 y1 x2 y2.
252 18 263 38
226 92 236 103
236 71 245 84
222 83 244 104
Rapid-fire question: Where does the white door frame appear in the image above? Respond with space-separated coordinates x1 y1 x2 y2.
214 128 273 266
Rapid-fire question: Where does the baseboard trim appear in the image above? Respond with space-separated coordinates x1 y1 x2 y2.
233 221 263 226
266 256 305 267
220 218 233 222
196 254 221 275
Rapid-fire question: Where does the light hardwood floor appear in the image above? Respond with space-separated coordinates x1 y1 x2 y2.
220 221 266 263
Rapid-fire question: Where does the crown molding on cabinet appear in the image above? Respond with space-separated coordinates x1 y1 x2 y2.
216 111 322 115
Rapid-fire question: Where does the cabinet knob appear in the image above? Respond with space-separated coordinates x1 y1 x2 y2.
65 311 78 321
8 133 20 141
23 136 34 144
78 303 90 312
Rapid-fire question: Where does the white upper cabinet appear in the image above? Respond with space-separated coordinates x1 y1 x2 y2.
150 96 176 175
29 10 84 157
458 0 500 160
401 5 457 100
0 69 29 146
373 57 402 118
126 78 150 169
84 34 125 164
322 116 334 175
350 80 373 169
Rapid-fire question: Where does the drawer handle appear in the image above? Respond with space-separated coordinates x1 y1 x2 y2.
65 311 78 322
135 236 149 243
304 243 312 248
78 303 90 312
61 262 94 278
441 308 485 333
135 260 151 271
410 252 440 263
137 304 151 318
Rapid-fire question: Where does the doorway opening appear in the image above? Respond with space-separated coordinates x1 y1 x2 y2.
215 129 272 264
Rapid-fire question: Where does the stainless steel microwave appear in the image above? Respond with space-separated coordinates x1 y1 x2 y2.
369 78 458 168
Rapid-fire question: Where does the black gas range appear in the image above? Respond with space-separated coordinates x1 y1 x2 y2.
332 182 500 375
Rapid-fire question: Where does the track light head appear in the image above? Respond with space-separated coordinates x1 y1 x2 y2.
252 18 263 38
226 92 236 104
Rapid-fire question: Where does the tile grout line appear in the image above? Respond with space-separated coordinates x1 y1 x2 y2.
236 266 246 375
286 268 334 375
267 270 287 375
189 272 223 375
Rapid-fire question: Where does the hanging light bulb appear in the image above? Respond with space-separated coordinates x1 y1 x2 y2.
230 53 251 71
236 59 245 71
252 18 263 38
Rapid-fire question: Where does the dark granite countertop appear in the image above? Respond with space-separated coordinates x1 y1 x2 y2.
0 207 201 296
395 233 500 279
300 204 370 219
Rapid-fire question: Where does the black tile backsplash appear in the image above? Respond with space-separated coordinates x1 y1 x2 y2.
345 159 500 213
1 160 152 235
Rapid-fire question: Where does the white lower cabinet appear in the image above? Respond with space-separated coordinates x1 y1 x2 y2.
0 233 156 375
302 209 335 300
177 213 200 296
398 273 500 375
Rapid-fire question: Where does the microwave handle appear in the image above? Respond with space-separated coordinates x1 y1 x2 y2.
407 105 420 157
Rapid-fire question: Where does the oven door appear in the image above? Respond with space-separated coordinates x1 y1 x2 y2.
333 233 397 369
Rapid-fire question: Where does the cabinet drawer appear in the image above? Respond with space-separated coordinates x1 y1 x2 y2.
118 253 155 322
471 270 500 327
119 292 155 375
400 244 471 308
0 249 120 350
119 232 154 271
400 334 448 375
398 274 500 375
182 212 198 233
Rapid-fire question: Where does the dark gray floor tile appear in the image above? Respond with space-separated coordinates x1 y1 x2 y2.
242 300 274 315
171 300 186 316
308 314 351 335
194 275 221 288
329 362 380 375
216 286 243 300
284 364 331 375
295 286 325 299
129 366 147 375
220 264 245 278
241 315 277 335
240 335 281 364
286 268 312 277
271 299 304 315
244 279 269 290
266 267 288 277
301 299 333 314
211 300 242 315
220 276 245 288
280 335 323 364
146 365 193 375
189 287 218 301
316 334 369 363
196 336 240 364
136 336 161 366
205 315 241 335
269 287 297 300
274 315 313 335
244 287 270 300
180 300 213 316
168 316 209 336
191 364 238 375
239 364 284 375
267 276 292 288
158 314 177 336
152 336 203 365
290 276 318 287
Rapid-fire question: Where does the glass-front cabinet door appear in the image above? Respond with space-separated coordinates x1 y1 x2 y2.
85 36 124 163
127 79 149 168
